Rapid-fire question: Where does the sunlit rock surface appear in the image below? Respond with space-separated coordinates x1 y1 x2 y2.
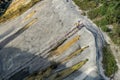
0 0 106 80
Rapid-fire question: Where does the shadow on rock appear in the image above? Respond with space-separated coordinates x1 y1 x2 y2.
0 47 51 80
0 0 12 16
0 47 104 80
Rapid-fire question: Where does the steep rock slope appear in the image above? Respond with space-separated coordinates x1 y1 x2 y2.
0 0 107 80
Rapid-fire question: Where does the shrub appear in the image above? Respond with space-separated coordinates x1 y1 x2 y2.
102 45 118 77
73 0 97 10
101 25 110 32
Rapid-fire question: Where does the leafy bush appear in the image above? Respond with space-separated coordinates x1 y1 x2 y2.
101 25 110 32
102 45 118 77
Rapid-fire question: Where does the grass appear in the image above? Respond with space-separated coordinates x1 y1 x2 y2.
108 24 120 45
102 45 118 77
74 0 120 46
73 0 98 11
0 0 41 23
88 5 107 20
73 0 119 77
94 18 110 32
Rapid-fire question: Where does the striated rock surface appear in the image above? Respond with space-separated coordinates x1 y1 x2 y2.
0 0 41 23
0 0 107 80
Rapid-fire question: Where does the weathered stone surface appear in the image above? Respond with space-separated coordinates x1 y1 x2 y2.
0 0 107 80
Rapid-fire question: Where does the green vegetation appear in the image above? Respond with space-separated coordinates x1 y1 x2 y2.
73 0 98 10
109 24 120 45
73 0 120 45
0 0 41 23
102 45 118 77
73 0 119 77
88 5 107 19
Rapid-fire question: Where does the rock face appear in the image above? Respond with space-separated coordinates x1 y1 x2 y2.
0 0 40 23
0 0 32 14
5 0 31 13
0 0 106 80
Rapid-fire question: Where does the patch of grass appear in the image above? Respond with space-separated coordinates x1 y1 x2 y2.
73 0 97 11
101 25 110 32
88 5 107 19
102 45 118 77
0 0 41 23
94 18 111 32
94 18 108 26
73 0 120 77
108 24 120 45
73 0 120 46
